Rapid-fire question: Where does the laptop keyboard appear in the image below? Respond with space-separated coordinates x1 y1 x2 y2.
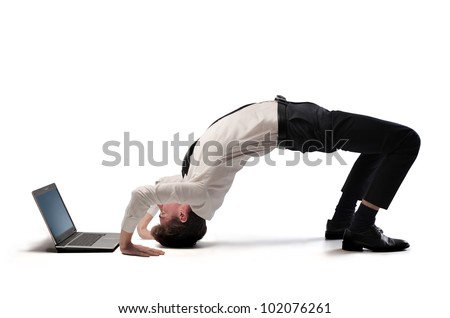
68 233 104 246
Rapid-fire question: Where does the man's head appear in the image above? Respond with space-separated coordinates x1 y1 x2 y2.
151 203 207 248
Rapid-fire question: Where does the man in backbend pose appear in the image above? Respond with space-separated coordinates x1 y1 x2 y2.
119 95 420 257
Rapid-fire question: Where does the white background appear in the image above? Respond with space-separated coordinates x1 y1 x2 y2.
1 1 449 317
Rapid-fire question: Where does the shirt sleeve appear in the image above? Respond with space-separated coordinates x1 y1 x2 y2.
146 205 159 217
156 175 183 184
121 180 209 233
143 175 183 219
153 181 208 206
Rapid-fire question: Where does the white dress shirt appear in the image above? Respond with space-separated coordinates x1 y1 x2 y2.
121 100 278 233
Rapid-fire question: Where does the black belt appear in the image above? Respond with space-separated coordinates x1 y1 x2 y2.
276 95 288 148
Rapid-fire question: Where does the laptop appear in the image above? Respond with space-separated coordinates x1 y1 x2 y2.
32 183 119 252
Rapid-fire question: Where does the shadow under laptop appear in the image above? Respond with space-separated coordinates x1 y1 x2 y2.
27 238 57 253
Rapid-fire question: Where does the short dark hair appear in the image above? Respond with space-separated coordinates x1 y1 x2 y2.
151 210 207 248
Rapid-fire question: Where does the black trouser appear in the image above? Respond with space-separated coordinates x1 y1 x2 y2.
279 102 421 209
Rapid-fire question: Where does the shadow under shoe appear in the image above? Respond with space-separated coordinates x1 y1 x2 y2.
342 225 410 252
325 218 352 240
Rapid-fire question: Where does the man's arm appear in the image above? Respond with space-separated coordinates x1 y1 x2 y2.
137 206 158 239
120 185 162 256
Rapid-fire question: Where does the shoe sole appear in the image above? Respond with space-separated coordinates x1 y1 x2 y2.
342 239 410 252
342 239 364 251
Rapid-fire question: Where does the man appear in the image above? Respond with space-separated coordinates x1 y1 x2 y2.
120 96 420 257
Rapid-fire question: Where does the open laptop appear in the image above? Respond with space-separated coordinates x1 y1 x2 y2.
32 183 119 252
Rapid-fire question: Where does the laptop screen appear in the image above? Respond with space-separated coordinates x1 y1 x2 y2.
33 184 76 243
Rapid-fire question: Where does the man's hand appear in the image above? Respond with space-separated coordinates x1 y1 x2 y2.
120 230 164 257
121 242 165 257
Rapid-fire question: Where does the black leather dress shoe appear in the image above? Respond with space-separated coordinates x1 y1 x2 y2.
325 219 352 240
342 225 410 252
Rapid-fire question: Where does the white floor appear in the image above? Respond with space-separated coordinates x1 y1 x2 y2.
7 232 449 318
4 164 449 318
2 1 450 317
